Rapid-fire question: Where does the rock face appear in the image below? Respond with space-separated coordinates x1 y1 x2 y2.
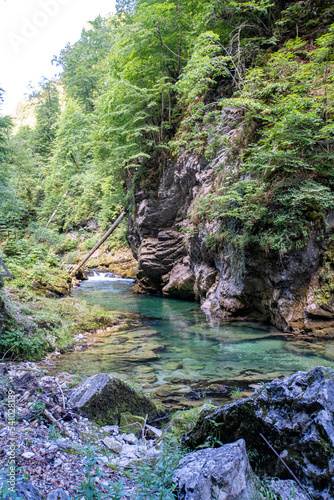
173 439 253 500
127 107 334 335
184 367 334 497
68 373 160 425
268 480 308 500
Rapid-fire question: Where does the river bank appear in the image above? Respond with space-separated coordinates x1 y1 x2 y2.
1 362 333 499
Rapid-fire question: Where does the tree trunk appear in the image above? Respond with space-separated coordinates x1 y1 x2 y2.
70 211 126 277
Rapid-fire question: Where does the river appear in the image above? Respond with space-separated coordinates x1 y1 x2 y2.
52 273 334 409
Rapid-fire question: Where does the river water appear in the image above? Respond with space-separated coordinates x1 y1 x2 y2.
53 273 334 408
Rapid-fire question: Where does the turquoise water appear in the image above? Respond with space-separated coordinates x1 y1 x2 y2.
53 274 334 406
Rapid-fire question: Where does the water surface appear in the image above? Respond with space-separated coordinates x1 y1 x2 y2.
53 274 334 408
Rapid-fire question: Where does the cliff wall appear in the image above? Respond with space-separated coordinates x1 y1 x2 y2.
127 108 334 337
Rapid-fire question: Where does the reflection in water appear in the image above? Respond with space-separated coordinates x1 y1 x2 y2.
53 273 334 407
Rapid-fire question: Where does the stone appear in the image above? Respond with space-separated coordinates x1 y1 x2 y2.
53 439 75 452
47 489 70 500
162 262 196 299
173 439 253 500
22 451 35 459
54 458 63 467
120 443 139 459
145 424 163 439
122 433 138 444
268 480 308 500
185 367 334 495
119 412 145 438
102 424 119 434
103 436 122 454
14 481 45 500
68 373 160 425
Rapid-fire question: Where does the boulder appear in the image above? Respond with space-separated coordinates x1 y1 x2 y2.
119 412 145 438
184 367 334 496
162 262 196 299
68 373 160 425
173 439 253 500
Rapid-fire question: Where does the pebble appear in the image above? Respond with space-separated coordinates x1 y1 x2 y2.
22 452 35 459
102 424 119 434
122 433 138 444
121 444 139 459
54 458 63 467
103 436 122 454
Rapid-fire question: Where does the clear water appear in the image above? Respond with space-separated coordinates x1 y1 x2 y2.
53 274 334 407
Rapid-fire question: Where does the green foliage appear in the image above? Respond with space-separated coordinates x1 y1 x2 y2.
230 387 243 399
196 25 334 254
74 445 129 500
31 79 60 159
251 476 280 500
175 32 227 106
131 434 184 499
169 404 215 439
48 424 62 439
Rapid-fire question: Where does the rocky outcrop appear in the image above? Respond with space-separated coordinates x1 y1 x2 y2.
183 366 334 498
127 107 334 335
173 439 253 500
68 373 160 425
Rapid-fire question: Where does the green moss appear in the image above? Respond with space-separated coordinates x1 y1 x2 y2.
119 413 145 437
170 404 215 439
0 287 123 361
76 377 160 426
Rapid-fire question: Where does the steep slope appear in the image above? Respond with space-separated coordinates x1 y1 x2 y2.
127 106 334 336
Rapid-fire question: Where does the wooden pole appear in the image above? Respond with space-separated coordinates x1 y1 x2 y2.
0 257 14 278
70 211 126 277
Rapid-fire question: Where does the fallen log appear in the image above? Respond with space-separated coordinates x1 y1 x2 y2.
70 211 126 277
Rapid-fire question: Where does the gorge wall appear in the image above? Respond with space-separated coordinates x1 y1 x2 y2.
127 108 334 337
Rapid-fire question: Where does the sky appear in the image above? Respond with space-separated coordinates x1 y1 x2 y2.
0 0 116 115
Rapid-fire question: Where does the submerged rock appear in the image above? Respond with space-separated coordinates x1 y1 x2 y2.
68 373 160 425
184 367 334 496
173 439 253 500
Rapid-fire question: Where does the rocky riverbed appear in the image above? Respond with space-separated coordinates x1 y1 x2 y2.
0 363 163 499
1 363 334 500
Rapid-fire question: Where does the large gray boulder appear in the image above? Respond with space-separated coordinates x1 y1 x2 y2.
184 367 334 497
173 439 253 500
68 373 160 425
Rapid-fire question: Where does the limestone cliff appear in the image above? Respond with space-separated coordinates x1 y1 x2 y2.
127 108 334 337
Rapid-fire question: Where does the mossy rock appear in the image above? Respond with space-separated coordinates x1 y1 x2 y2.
119 412 145 437
68 373 161 426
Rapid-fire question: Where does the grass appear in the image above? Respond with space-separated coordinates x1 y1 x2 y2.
0 286 123 361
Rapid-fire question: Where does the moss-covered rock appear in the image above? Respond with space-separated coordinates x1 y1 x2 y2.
68 373 161 426
184 367 334 496
119 412 145 437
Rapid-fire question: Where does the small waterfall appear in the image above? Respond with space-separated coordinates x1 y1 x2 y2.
87 269 116 281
